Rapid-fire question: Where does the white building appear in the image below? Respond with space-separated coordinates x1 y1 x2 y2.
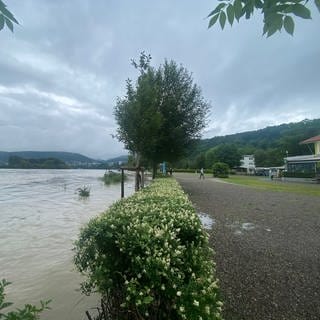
240 155 255 174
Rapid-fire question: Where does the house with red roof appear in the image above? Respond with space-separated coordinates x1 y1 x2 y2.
284 135 320 179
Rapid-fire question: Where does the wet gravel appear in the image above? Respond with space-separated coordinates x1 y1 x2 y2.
175 173 320 320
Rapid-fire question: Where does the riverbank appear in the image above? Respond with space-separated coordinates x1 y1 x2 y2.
175 172 320 320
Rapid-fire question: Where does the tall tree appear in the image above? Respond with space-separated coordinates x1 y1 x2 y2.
114 53 210 178
0 0 18 32
207 0 319 37
205 144 241 168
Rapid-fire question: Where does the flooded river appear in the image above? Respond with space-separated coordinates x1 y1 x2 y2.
0 169 135 320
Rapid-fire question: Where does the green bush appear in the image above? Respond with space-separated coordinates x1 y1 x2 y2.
102 171 125 185
74 179 222 320
0 279 50 320
212 162 229 178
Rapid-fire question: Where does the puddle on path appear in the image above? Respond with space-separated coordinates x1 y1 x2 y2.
242 222 255 231
227 221 272 235
198 212 216 229
197 213 272 234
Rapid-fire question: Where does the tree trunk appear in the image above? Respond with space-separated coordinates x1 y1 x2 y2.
152 162 157 179
135 153 141 191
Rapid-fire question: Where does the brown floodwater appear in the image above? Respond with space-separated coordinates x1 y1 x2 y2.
0 169 134 320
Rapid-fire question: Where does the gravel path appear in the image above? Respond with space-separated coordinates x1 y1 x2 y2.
175 173 320 320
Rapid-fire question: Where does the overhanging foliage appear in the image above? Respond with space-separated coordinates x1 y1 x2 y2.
208 0 319 36
0 1 18 32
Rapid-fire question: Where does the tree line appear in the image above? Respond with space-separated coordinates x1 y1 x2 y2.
7 156 68 169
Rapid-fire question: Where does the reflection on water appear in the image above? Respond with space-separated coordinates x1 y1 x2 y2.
0 169 135 320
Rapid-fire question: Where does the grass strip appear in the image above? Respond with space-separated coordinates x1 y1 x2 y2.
223 175 320 197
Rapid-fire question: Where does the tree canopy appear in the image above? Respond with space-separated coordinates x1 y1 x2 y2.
208 0 320 37
0 0 18 32
205 144 241 168
114 53 210 177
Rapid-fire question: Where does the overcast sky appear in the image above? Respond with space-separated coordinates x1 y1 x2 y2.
1 0 319 159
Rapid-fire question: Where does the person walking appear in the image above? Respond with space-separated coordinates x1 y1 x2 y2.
199 168 205 180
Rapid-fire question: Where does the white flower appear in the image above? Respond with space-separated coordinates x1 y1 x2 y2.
205 305 210 314
193 300 199 307
179 306 185 312
217 301 223 306
176 291 182 296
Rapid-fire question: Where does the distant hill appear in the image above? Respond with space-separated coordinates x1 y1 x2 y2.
0 151 129 168
181 118 320 168
8 156 68 169
106 155 128 164
0 151 96 165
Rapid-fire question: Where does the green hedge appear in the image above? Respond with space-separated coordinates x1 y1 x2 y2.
74 178 222 319
172 168 196 173
283 172 315 179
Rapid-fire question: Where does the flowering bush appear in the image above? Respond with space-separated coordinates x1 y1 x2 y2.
74 178 223 319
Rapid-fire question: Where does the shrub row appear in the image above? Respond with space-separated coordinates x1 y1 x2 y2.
283 172 315 179
172 168 197 173
74 178 222 320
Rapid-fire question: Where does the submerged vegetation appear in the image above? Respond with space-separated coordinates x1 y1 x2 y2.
77 186 90 198
0 279 51 319
101 171 125 185
74 178 222 319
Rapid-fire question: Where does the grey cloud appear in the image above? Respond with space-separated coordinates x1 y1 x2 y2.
1 0 319 158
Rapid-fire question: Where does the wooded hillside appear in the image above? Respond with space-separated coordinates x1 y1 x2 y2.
177 118 320 168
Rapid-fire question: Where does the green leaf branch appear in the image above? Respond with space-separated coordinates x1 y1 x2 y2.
0 279 51 319
208 0 317 36
0 0 19 32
